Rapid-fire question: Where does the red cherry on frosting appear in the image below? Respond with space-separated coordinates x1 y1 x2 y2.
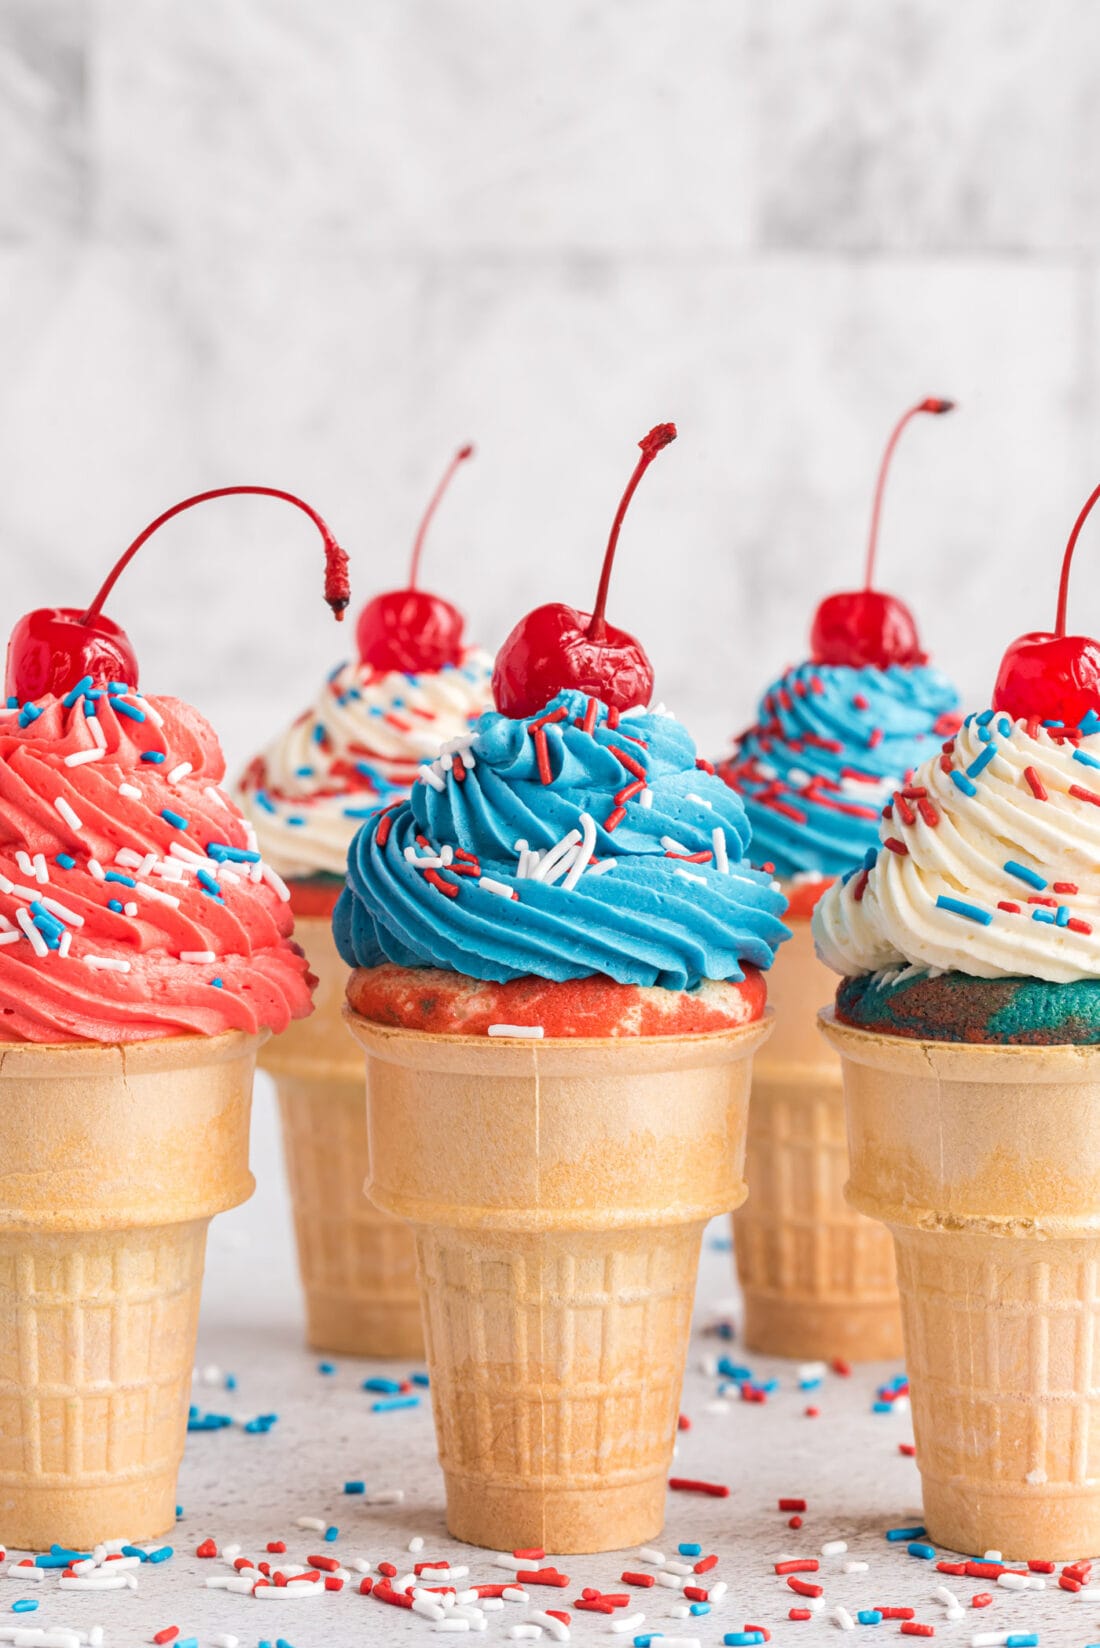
356 444 474 674
810 396 955 669
4 486 350 703
492 424 676 719
993 479 1100 726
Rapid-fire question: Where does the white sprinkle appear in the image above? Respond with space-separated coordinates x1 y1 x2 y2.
15 907 48 958
58 1576 132 1591
262 863 290 902
58 930 72 957
205 785 231 812
84 955 131 973
656 1571 683 1588
661 835 690 854
832 1604 855 1629
638 1549 665 1565
997 1572 1029 1590
180 950 216 964
660 1561 695 1576
821 1540 848 1556
505 1630 542 1641
800 1361 828 1379
609 1612 646 1633
479 876 516 900
53 797 83 830
123 901 138 916
675 869 707 886
114 852 144 870
413 1598 447 1621
87 714 107 750
221 1543 241 1561
842 1560 868 1573
64 748 105 767
639 788 653 808
350 1559 373 1574
685 792 713 809
169 842 209 867
487 1024 545 1039
87 858 106 881
526 1613 569 1642
983 1551 1003 1562
119 783 142 800
712 826 730 875
562 812 597 891
40 897 83 927
132 882 180 908
31 852 48 883
419 764 446 792
586 858 616 876
530 829 581 884
214 1637 241 1648
0 931 21 947
367 1488 404 1505
295 1516 326 1531
432 1620 470 1633
970 1634 1010 1647
501 1586 530 1601
168 762 192 783
15 850 33 876
708 1580 727 1601
140 696 165 728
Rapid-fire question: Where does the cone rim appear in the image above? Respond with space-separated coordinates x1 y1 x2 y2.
819 1004 1100 1079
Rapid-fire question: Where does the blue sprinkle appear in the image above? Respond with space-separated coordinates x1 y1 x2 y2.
226 1374 237 1390
176 1640 198 1648
978 725 992 743
121 1546 151 1560
83 699 98 717
950 769 977 797
107 681 130 693
757 1377 780 1393
1057 906 1071 927
800 1375 823 1390
323 1525 339 1543
1032 908 1056 924
371 1395 420 1413
724 1636 765 1646
146 1546 173 1563
109 696 145 722
1042 718 1064 727
344 1480 365 1494
61 675 93 707
276 1641 296 1648
11 1599 38 1612
55 853 75 870
885 1525 926 1541
362 1377 402 1393
967 744 997 779
1004 860 1046 890
295 766 315 778
858 1611 883 1625
1080 710 1100 735
211 978 224 988
411 1372 430 1387
1006 1637 1039 1648
317 1360 337 1375
975 709 994 725
718 1357 753 1381
872 1399 895 1412
343 807 378 819
678 1543 702 1557
908 1541 936 1559
206 843 261 863
160 808 188 830
140 751 166 763
254 790 277 813
936 895 992 926
176 1505 183 1518
18 704 43 728
4 696 15 708
689 1602 711 1615
196 869 221 896
884 1374 908 1390
243 1413 279 1433
312 724 325 743
1074 748 1100 769
105 870 136 886
286 816 306 826
108 899 124 914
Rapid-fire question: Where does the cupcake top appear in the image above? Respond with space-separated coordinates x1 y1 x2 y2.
334 688 789 991
718 661 961 883
813 709 1100 984
0 679 313 1043
237 650 493 880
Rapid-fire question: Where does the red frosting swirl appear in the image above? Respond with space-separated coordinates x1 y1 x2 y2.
0 688 313 1043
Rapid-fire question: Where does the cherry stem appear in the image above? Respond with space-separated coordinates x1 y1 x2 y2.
1056 480 1100 637
589 423 677 638
80 487 351 626
408 444 475 590
863 397 955 589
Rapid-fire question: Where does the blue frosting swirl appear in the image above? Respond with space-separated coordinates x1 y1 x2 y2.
334 689 789 990
719 662 960 881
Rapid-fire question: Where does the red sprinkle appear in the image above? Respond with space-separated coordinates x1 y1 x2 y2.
965 1562 1004 1579
917 797 940 827
997 901 1021 914
1059 1575 1082 1592
153 1633 180 1646
308 1555 339 1573
669 1477 729 1497
775 1560 819 1575
531 724 553 785
805 1408 820 1419
831 1359 852 1376
266 1542 286 1554
1071 783 1100 807
971 1593 993 1608
603 806 627 832
517 1569 570 1587
683 1585 709 1602
473 1585 509 1599
1053 882 1079 894
1068 917 1094 934
513 1548 545 1561
358 1577 374 1596
677 1413 691 1431
546 1611 571 1625
787 1577 823 1598
883 836 909 855
788 1515 803 1528
693 1554 718 1574
324 1576 344 1591
898 1442 916 1456
1027 1562 1055 1575
622 1572 656 1587
575 1598 613 1614
879 1607 915 1619
424 867 459 898
778 1498 808 1512
900 1626 934 1638
789 1608 812 1621
195 1540 217 1559
373 1582 413 1609
378 1562 398 1578
1024 765 1048 800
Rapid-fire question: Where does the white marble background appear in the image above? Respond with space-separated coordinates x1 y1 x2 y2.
1 0 1098 773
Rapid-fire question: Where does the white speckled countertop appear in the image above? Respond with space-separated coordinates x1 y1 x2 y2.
1 1074 1084 1648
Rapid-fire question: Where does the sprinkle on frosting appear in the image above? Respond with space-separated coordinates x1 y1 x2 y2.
813 710 1100 982
236 651 493 880
0 684 312 1042
334 689 789 991
718 662 960 882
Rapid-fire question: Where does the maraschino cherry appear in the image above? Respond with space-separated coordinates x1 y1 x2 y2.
810 397 955 670
5 486 350 703
492 423 676 718
355 444 475 674
993 479 1100 726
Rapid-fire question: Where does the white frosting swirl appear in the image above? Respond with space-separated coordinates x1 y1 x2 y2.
237 650 493 879
812 710 1100 982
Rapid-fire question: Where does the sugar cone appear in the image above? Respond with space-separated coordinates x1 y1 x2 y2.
344 1007 771 1553
0 1028 259 1549
823 1009 1100 1558
262 916 421 1358
733 914 902 1360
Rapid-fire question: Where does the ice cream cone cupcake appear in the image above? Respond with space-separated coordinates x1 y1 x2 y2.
238 447 492 1357
337 425 788 1551
815 475 1100 1556
0 487 331 1545
718 399 960 1360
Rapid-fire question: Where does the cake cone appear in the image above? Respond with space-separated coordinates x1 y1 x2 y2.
733 913 902 1360
0 1028 259 1549
262 916 421 1358
823 1010 1100 1558
344 1008 771 1553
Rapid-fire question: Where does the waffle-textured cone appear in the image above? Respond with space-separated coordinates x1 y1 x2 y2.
823 1010 1100 1558
733 915 901 1359
0 1029 259 1549
262 917 421 1357
345 1005 771 1553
